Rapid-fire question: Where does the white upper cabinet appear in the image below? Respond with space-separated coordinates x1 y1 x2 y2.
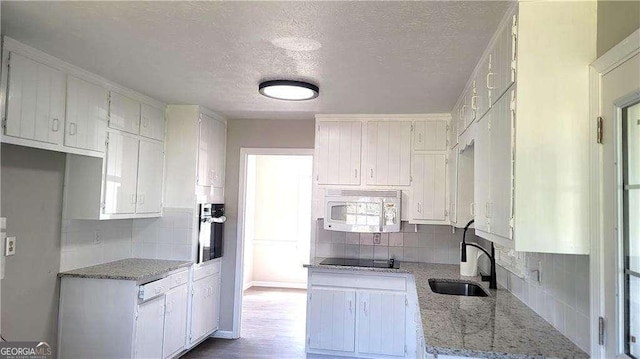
197 113 226 188
104 132 140 215
65 76 108 153
109 91 141 135
488 13 516 106
136 140 164 214
414 120 447 152
365 121 411 186
411 154 447 221
140 104 166 141
5 52 65 145
449 109 458 149
474 112 490 234
316 121 362 186
474 55 491 121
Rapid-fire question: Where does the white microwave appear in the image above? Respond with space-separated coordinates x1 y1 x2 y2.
324 190 401 233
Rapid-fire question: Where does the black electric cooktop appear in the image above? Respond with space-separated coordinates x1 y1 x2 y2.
320 257 399 269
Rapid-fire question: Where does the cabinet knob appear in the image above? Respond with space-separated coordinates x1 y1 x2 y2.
486 72 496 90
69 122 77 135
52 118 60 132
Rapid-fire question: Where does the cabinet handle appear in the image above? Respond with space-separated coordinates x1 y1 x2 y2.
363 301 368 316
69 122 77 136
370 168 373 179
130 194 136 204
486 202 492 218
354 169 358 178
349 299 352 313
417 202 422 214
139 195 145 205
418 133 422 143
471 95 478 111
470 203 475 216
52 118 60 132
486 72 496 90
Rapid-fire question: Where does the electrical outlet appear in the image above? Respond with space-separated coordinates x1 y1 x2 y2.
373 233 381 245
94 231 101 245
6 236 16 256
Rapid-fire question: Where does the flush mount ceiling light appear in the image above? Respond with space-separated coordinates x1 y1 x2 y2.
259 80 319 101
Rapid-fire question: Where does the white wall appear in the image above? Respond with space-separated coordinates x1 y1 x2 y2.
244 155 312 288
60 219 132 271
220 119 315 331
131 208 196 262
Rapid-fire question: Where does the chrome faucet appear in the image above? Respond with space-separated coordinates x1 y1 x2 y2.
460 219 497 290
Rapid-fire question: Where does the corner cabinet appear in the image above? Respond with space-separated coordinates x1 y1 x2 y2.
306 269 414 358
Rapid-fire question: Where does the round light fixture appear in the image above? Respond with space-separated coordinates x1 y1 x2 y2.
259 80 319 101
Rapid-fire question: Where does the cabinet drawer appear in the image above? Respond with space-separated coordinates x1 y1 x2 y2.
139 277 170 302
168 270 189 289
193 261 221 281
310 272 406 291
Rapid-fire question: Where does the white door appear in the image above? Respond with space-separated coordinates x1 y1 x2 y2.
209 118 226 188
197 114 212 187
140 104 166 141
412 154 447 221
5 52 65 145
307 288 356 353
136 139 164 214
366 121 412 186
134 296 165 359
316 121 362 185
488 14 516 106
357 291 406 356
163 285 188 359
65 76 108 152
104 132 139 215
488 89 514 240
414 120 447 152
109 91 141 135
474 113 490 233
600 52 640 359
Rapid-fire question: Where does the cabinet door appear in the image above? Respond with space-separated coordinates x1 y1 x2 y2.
476 55 491 121
366 121 411 186
449 108 459 149
140 104 166 141
134 296 165 359
104 132 139 214
412 154 447 220
5 52 65 145
109 92 141 135
468 81 478 127
457 95 469 138
488 14 516 106
163 285 188 359
357 291 406 356
316 121 362 185
65 76 108 152
190 274 219 344
474 112 491 233
209 119 226 188
197 114 212 187
449 148 458 226
414 120 447 151
307 288 356 353
489 90 514 240
209 273 221 333
136 140 164 214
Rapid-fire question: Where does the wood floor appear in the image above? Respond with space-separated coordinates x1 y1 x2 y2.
183 287 308 359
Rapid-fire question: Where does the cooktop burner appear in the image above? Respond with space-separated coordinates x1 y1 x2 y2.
320 257 399 269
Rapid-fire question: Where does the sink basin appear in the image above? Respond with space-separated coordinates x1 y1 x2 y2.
428 279 489 297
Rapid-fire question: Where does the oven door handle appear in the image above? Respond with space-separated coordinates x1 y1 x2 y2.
211 216 226 224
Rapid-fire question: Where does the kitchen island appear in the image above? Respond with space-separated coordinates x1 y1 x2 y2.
305 259 588 359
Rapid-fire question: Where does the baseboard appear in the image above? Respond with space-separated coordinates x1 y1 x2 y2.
250 281 307 289
211 330 236 339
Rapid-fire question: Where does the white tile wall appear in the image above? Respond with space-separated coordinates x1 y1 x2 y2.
496 252 591 353
132 208 196 261
60 219 133 271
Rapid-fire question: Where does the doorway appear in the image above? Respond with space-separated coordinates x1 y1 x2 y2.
233 148 313 343
592 31 639 359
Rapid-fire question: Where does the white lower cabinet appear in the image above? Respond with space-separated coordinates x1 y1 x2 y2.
134 296 165 359
308 288 356 352
306 270 412 358
189 269 221 345
163 284 189 359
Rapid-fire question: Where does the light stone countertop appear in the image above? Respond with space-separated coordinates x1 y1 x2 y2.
306 259 588 359
59 258 192 282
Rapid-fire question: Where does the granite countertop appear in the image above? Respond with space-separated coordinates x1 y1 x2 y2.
59 258 192 281
306 259 588 359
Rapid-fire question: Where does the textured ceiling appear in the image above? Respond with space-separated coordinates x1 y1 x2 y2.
1 1 511 120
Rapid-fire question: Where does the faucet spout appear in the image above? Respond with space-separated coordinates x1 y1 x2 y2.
460 219 497 290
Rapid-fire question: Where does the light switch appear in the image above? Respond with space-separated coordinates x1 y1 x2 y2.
6 236 16 256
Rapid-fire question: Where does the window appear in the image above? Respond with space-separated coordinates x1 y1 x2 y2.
622 101 640 359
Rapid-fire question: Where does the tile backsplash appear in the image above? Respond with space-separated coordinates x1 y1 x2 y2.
314 220 479 265
132 208 196 262
60 219 133 271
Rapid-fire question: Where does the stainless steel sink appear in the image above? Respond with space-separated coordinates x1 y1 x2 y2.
428 279 489 297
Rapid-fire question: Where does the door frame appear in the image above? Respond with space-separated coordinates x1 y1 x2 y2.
231 147 314 339
589 29 640 358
